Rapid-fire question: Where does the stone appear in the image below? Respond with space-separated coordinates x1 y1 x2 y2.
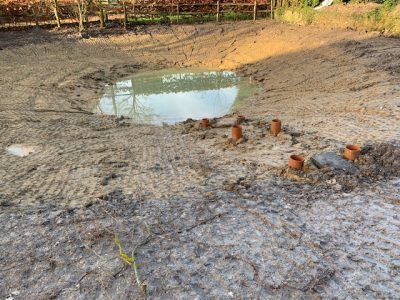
311 152 358 174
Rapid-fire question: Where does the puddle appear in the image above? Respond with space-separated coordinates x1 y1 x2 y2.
95 69 256 125
6 144 36 157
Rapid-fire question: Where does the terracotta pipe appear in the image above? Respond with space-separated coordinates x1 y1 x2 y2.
200 118 209 128
231 125 242 142
271 119 281 136
288 155 304 170
343 144 360 161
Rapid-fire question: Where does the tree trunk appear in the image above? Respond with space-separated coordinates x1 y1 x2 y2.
33 4 39 27
52 0 61 28
77 0 85 32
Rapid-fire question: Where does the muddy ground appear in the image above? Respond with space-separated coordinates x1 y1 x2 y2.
0 21 399 299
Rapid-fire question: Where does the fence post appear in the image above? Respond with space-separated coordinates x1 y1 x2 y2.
132 0 136 22
270 0 274 19
33 5 39 27
123 0 127 29
177 3 180 23
253 1 257 21
169 0 173 23
99 7 105 28
216 0 220 22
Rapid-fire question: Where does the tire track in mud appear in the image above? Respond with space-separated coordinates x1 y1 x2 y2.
133 127 198 200
1 21 400 299
105 123 216 202
0 23 396 203
0 114 127 206
136 190 335 298
303 190 400 298
1 178 399 298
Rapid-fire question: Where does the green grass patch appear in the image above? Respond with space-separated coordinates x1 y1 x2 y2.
351 2 400 33
127 11 255 25
275 6 315 25
276 2 400 34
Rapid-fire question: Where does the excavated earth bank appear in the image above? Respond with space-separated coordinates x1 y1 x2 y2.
0 21 399 299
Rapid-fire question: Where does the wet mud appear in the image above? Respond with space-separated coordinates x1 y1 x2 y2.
0 21 399 299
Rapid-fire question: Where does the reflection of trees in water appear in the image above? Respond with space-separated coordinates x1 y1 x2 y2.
97 79 155 123
125 71 239 95
97 71 242 123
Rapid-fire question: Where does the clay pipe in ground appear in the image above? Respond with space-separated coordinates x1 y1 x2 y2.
343 144 360 161
271 119 281 136
288 154 305 170
231 124 242 142
200 118 209 128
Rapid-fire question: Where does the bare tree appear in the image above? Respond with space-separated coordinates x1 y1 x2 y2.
49 0 61 28
31 0 46 27
75 0 89 32
93 0 106 28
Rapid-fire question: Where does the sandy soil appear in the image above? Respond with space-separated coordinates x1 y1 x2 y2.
0 21 399 299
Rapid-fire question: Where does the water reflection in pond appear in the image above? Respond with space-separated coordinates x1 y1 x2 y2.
95 69 255 125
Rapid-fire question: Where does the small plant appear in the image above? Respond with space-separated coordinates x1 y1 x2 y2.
300 0 320 8
114 234 147 296
114 235 136 266
382 0 399 10
301 7 315 24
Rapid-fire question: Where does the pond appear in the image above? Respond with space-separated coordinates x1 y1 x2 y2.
95 69 255 125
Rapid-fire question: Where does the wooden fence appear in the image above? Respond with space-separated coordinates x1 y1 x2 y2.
0 1 276 28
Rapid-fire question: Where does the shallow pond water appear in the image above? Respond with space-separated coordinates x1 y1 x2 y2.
95 69 255 125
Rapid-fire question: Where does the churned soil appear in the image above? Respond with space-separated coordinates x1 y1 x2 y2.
0 21 399 299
